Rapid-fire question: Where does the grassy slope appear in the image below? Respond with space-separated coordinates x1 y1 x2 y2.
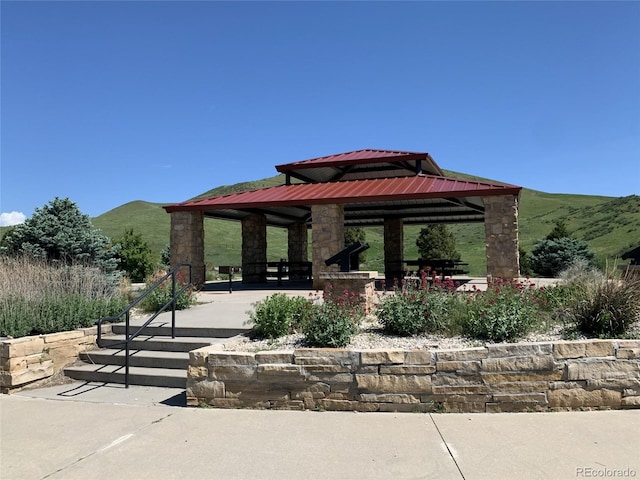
5 172 635 276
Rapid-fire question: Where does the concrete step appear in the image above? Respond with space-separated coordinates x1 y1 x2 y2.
69 323 246 388
64 364 186 388
111 324 250 339
98 334 229 352
80 349 189 370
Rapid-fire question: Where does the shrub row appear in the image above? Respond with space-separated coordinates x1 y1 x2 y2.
248 288 365 348
248 263 640 346
138 269 197 313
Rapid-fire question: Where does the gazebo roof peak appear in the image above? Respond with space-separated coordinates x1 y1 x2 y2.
275 148 444 184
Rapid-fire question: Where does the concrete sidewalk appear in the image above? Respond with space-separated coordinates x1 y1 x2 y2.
2 389 639 480
129 279 319 332
3 279 637 479
130 277 560 333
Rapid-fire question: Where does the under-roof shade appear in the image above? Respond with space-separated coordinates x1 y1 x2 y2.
164 174 521 227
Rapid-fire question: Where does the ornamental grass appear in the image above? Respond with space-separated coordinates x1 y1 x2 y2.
0 255 128 338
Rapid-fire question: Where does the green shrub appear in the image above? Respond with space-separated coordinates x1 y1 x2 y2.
377 287 451 336
113 228 157 282
302 288 364 347
139 270 196 313
248 293 312 339
558 263 640 338
460 279 540 342
302 302 360 348
531 283 574 311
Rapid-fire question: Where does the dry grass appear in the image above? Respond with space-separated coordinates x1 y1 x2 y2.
0 255 128 338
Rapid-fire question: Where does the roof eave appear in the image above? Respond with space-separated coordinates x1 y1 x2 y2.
275 152 439 172
163 185 522 213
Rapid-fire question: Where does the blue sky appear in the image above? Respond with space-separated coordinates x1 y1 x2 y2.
1 1 639 226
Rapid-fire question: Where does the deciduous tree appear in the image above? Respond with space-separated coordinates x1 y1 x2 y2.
114 229 157 282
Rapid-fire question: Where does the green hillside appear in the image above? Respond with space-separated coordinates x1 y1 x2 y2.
4 173 638 276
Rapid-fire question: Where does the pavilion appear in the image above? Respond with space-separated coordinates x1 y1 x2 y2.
163 149 522 288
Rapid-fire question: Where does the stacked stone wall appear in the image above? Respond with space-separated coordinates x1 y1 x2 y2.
0 325 111 393
187 339 640 412
288 223 309 280
483 194 520 279
170 211 205 285
242 214 267 283
311 204 344 289
384 217 404 282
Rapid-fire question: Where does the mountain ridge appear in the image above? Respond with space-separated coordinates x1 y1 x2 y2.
88 172 639 276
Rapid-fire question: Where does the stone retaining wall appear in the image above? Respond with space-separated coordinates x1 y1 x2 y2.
187 339 640 412
0 326 111 393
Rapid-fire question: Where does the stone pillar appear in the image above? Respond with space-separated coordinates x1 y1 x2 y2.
242 214 267 284
483 194 520 280
288 222 308 280
170 211 205 286
384 217 404 284
312 204 344 289
319 271 378 313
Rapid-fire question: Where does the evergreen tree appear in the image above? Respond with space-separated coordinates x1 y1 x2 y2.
1 197 119 273
416 224 461 261
160 244 171 268
0 226 16 252
530 237 595 277
519 247 534 276
530 220 595 277
546 219 571 240
344 227 367 268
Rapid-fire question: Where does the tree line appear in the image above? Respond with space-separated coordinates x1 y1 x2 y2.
1 197 596 281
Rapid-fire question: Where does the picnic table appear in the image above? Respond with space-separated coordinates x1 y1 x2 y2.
248 260 312 285
402 259 469 281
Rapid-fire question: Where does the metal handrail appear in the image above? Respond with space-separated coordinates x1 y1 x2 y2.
96 263 193 388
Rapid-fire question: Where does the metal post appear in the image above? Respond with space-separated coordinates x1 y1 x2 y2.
171 271 176 339
125 310 130 389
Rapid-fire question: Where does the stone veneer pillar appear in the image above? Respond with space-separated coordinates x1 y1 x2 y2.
242 214 267 284
384 217 404 283
483 194 520 279
288 222 308 280
170 211 205 286
311 204 344 289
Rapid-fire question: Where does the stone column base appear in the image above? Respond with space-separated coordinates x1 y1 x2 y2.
319 271 378 313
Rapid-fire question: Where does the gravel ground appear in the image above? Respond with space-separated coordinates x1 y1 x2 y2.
225 316 571 352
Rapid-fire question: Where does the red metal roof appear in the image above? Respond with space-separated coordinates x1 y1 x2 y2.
275 148 444 180
166 148 522 227
276 149 429 169
165 174 521 212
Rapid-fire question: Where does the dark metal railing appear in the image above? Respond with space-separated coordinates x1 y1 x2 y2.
96 263 193 388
